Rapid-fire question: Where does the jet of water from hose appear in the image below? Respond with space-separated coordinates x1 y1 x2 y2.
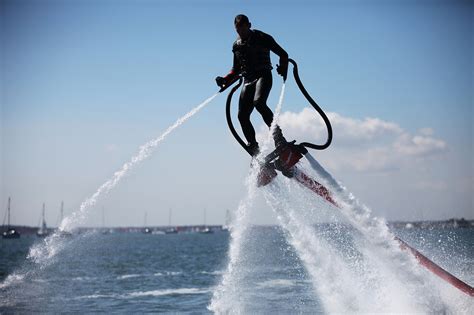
26 93 218 265
60 93 218 232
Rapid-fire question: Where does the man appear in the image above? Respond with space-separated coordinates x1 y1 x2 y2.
216 14 288 156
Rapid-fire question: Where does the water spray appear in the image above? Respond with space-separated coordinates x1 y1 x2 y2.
1 92 220 282
220 58 474 301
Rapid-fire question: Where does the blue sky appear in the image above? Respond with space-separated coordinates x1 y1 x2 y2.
1 0 472 227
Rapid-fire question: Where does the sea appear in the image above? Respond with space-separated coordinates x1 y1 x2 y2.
0 226 473 313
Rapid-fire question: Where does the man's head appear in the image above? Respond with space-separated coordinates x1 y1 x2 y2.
234 14 251 39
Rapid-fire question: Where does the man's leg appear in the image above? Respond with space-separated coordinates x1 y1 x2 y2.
254 72 287 147
253 72 273 127
238 81 259 155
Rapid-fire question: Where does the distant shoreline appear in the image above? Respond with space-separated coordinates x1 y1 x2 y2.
2 218 473 236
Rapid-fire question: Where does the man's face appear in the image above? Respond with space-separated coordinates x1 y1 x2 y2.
235 21 251 39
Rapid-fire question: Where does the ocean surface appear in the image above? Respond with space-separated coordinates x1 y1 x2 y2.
0 226 473 313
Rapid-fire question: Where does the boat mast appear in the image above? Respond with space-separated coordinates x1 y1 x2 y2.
42 202 47 230
7 197 11 229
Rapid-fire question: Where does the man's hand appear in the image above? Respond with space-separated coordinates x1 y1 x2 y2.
276 61 288 81
215 76 227 88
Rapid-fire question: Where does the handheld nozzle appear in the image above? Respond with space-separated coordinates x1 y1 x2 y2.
276 61 288 82
218 75 241 93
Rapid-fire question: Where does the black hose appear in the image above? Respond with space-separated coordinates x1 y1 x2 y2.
288 59 333 150
225 77 251 154
224 59 333 156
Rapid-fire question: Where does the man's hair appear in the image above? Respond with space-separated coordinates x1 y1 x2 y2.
234 14 250 26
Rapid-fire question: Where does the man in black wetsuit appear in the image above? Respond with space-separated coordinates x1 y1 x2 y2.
216 14 288 156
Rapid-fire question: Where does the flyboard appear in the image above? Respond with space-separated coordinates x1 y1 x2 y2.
218 59 474 297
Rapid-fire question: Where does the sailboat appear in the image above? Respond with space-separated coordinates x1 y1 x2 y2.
165 208 178 234
222 209 231 232
57 201 73 237
143 211 152 234
200 208 213 234
2 197 20 239
37 202 49 237
101 207 112 234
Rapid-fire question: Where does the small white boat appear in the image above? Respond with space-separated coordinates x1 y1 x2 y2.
37 203 49 237
2 197 20 239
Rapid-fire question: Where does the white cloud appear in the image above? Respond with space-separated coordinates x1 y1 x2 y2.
257 108 448 173
328 112 403 141
393 133 447 156
274 108 403 144
339 147 400 172
418 127 434 136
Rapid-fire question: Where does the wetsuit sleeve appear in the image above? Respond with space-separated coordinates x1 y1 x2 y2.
231 52 240 75
261 31 289 79
223 45 240 83
264 33 288 59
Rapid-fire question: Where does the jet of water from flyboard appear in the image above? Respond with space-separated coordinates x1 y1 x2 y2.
209 84 286 313
233 80 450 311
26 92 219 266
288 154 459 311
261 85 383 313
208 113 294 311
262 172 453 313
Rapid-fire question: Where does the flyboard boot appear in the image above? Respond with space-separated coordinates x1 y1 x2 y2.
256 141 306 187
255 126 291 186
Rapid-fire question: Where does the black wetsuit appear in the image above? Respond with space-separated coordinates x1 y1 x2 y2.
231 29 288 148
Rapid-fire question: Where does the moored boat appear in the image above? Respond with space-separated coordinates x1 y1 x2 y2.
2 197 20 239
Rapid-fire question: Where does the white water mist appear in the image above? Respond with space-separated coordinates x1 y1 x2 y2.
208 168 260 313
263 175 430 313
263 181 370 313
297 153 458 312
209 84 286 313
